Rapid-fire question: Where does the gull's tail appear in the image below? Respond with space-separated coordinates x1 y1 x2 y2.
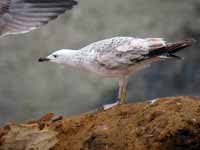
166 39 194 53
148 39 195 59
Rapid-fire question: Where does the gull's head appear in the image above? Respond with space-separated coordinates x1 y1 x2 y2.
38 50 70 64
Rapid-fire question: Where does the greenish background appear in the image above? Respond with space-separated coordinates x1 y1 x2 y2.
0 0 199 125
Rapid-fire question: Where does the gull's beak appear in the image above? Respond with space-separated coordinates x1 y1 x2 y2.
38 57 50 62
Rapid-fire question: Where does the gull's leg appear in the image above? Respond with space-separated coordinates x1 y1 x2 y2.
98 76 128 111
117 77 123 102
120 76 128 104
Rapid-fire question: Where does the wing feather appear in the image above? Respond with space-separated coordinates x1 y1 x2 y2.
0 0 78 36
96 37 167 69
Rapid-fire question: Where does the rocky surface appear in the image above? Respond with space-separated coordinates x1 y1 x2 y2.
0 96 200 150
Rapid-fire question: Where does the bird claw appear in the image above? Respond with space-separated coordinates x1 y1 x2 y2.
97 100 120 111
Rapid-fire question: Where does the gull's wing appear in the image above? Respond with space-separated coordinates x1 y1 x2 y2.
0 0 78 36
96 37 167 69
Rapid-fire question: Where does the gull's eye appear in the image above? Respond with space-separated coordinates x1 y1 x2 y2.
53 55 58 58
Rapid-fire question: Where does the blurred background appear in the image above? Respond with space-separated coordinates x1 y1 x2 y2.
0 0 200 125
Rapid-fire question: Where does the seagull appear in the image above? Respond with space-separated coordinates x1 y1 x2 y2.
38 37 194 109
0 0 78 36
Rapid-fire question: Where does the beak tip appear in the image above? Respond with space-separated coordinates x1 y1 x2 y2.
38 57 49 62
38 58 43 62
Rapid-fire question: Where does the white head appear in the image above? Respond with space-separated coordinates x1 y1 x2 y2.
38 49 77 64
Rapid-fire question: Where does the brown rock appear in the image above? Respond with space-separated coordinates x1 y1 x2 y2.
0 96 199 150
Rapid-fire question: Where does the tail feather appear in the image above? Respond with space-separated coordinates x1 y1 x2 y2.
166 39 195 54
147 39 195 59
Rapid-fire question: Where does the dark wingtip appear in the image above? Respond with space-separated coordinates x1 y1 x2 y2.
166 38 196 53
182 38 196 46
